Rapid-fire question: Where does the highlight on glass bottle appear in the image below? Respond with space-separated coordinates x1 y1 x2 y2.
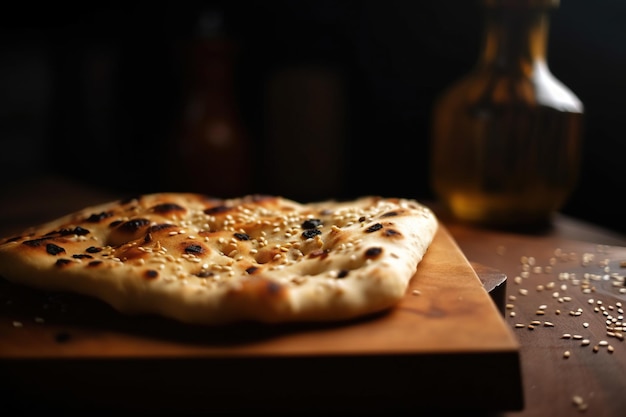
430 0 583 229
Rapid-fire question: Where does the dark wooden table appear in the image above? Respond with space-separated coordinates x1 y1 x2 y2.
443 214 626 417
1 176 625 417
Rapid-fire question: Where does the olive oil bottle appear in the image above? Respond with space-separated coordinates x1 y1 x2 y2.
430 0 583 228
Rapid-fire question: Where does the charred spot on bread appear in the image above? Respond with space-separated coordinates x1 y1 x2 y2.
151 203 186 215
55 258 72 267
302 229 322 239
337 269 349 278
226 277 287 302
364 247 383 259
233 232 250 241
62 226 90 236
72 254 93 259
118 218 151 233
365 223 383 233
44 226 90 237
22 238 47 247
204 205 231 215
144 225 176 242
86 211 114 223
144 269 159 280
149 223 175 233
108 219 123 228
86 246 103 253
266 280 283 295
195 270 215 278
107 218 152 246
383 228 401 237
87 260 103 267
46 243 66 256
183 243 205 255
301 218 323 229
245 266 260 275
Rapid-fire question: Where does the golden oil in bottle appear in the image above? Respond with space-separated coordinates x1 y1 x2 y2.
430 0 583 228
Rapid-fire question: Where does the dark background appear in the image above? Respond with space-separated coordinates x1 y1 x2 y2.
1 1 625 233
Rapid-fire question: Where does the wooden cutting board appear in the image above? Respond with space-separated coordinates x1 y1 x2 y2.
0 225 523 415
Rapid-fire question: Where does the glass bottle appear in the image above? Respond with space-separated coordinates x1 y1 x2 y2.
430 0 583 229
170 10 251 198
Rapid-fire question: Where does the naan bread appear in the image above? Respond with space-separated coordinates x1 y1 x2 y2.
0 194 438 325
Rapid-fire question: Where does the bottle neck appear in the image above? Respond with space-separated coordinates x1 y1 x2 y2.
192 40 235 90
479 6 551 75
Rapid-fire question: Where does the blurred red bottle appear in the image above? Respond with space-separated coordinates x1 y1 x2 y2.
171 10 251 198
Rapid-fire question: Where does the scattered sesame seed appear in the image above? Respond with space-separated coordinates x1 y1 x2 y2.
572 395 589 411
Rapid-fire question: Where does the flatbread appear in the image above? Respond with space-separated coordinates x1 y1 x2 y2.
0 194 438 325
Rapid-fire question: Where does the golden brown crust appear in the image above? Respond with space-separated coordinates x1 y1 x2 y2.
0 193 438 325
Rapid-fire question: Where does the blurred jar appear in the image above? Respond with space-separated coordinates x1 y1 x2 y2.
430 0 583 229
170 10 251 198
